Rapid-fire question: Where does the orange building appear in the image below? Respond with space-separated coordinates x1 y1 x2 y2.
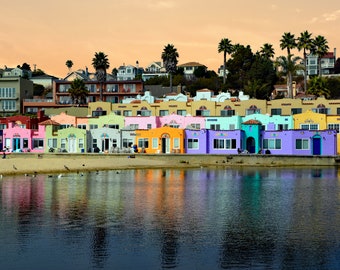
135 126 185 154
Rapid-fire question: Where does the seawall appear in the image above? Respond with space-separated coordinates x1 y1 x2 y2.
1 153 339 177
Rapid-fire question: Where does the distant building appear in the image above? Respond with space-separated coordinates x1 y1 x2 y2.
306 48 336 76
178 62 206 80
0 77 33 115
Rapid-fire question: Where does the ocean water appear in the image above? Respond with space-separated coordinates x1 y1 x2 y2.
0 167 340 269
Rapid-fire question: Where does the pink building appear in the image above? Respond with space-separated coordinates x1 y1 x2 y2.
3 122 46 153
158 114 206 129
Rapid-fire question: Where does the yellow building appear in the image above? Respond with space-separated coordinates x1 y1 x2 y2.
294 110 340 154
135 126 185 154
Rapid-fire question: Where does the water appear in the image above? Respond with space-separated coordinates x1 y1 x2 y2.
1 167 340 269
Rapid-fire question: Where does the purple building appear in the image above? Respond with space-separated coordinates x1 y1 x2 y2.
262 129 337 156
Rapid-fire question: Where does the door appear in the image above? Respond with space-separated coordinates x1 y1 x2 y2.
102 138 109 152
246 137 256 153
161 137 171 154
68 138 76 153
312 137 321 155
12 138 20 151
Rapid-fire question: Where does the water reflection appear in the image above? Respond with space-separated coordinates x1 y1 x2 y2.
1 167 340 269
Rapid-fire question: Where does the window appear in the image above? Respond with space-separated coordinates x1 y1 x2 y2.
246 105 261 115
291 108 302 115
159 110 169 116
23 138 29 148
61 139 66 149
113 110 121 115
312 104 330 114
177 110 186 116
112 139 117 148
229 124 235 130
89 124 98 129
226 139 237 149
123 110 132 116
147 124 152 129
152 138 158 148
107 124 119 129
213 139 237 149
48 138 57 148
77 124 87 129
0 124 7 130
188 138 199 149
173 138 180 149
328 124 340 133
196 109 210 116
123 138 133 148
300 124 319 130
60 124 72 130
78 138 84 149
92 110 107 117
33 139 44 148
213 139 225 149
92 139 97 148
136 109 151 116
129 124 139 129
191 124 201 129
263 139 281 149
138 138 149 148
210 124 221 130
278 124 288 130
271 108 282 115
296 139 309 150
220 110 235 117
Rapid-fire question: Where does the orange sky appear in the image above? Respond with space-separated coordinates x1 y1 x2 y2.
1 0 339 78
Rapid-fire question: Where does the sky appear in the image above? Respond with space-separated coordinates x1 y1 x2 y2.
0 0 339 79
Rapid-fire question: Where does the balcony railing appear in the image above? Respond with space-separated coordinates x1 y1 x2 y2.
24 99 54 102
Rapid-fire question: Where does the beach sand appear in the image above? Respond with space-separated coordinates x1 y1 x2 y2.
0 153 182 176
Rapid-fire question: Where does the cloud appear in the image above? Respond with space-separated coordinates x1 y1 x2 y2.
322 9 340 21
146 0 176 9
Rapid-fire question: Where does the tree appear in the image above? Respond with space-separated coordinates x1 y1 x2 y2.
65 60 74 73
68 78 89 104
161 44 179 92
259 43 275 59
307 76 330 98
245 53 277 99
280 32 297 97
297 31 313 91
111 68 118 80
92 52 110 101
275 55 304 98
312 35 329 77
218 38 233 84
225 44 253 90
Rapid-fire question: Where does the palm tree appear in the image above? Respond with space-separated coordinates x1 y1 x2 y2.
92 52 110 101
275 54 304 98
307 76 330 98
259 43 275 59
218 38 233 84
161 44 179 92
65 60 73 73
280 32 297 97
68 78 89 105
312 35 329 77
297 31 313 91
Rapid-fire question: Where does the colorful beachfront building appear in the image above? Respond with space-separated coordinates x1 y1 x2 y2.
262 129 337 155
3 121 46 153
185 129 244 154
135 126 185 154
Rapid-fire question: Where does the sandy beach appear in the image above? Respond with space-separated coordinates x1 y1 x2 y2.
0 153 183 176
